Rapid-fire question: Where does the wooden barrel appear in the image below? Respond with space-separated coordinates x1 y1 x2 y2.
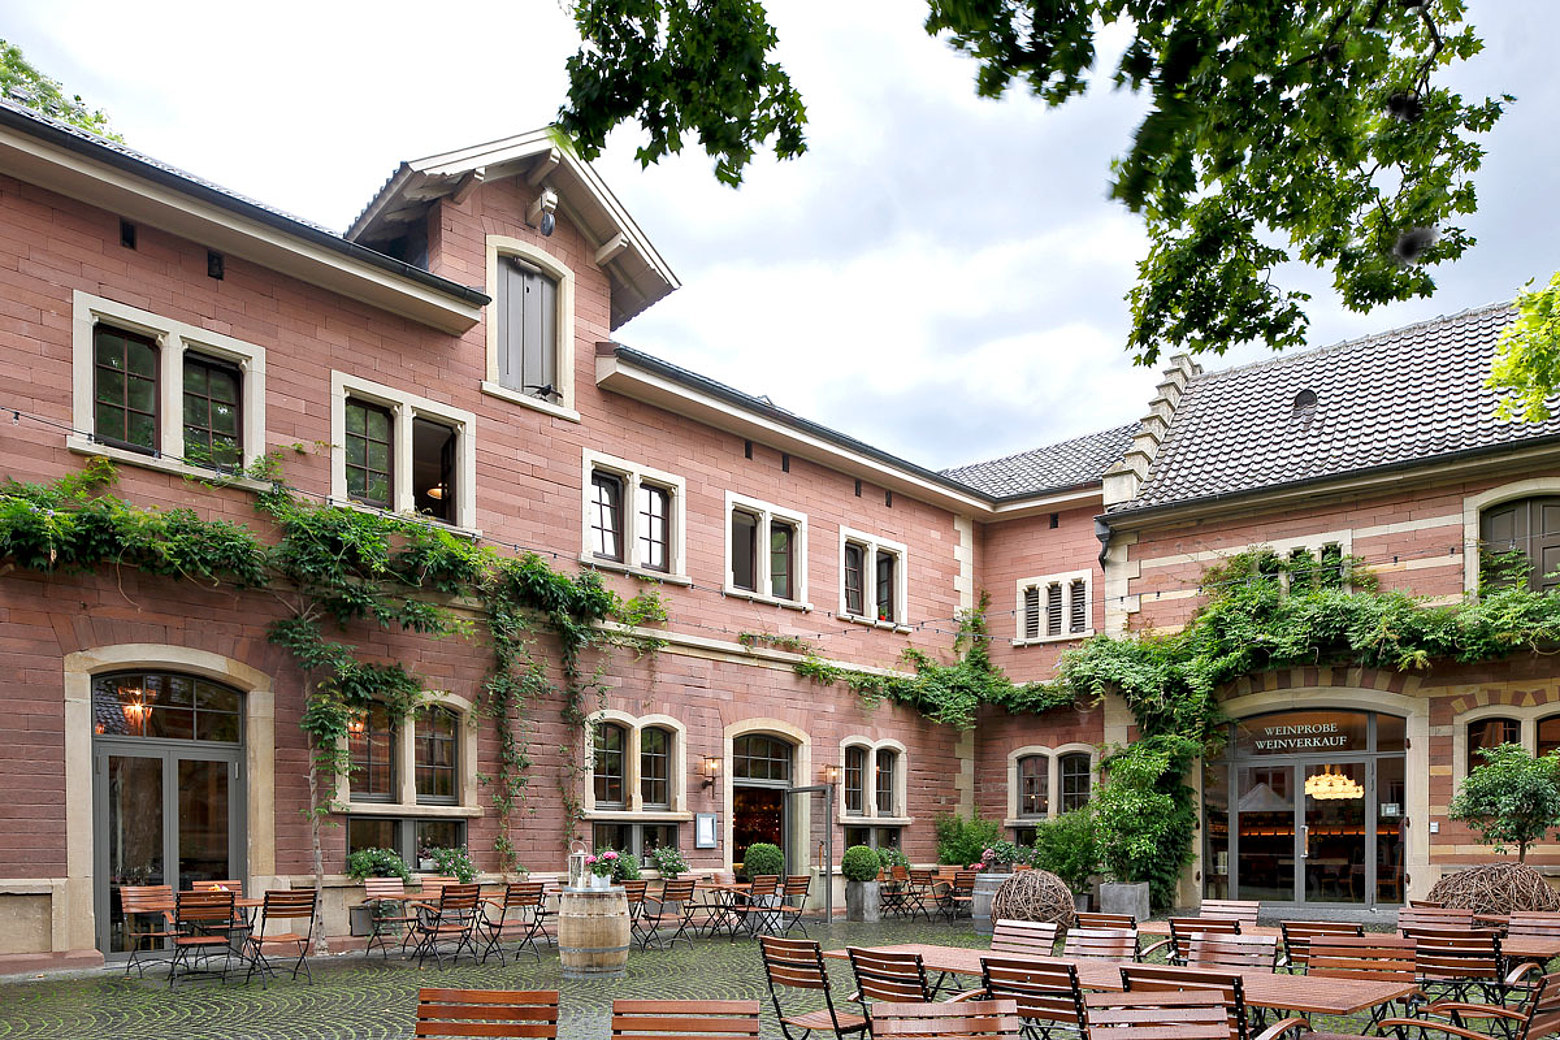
557 886 631 978
971 872 1008 934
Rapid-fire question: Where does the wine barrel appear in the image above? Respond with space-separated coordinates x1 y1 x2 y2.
557 886 631 978
971 872 1009 934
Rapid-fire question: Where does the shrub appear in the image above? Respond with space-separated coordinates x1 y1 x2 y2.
742 842 785 878
345 846 411 883
935 813 1001 866
422 845 478 883
613 849 642 881
987 838 1028 868
1451 744 1560 861
841 844 882 882
876 845 911 870
1092 736 1198 908
1029 808 1099 894
649 845 688 878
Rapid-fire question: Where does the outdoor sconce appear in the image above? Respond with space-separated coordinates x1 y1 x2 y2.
823 764 840 785
701 755 721 787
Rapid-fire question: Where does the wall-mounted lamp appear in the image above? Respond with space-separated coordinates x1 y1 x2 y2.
823 764 840 785
527 187 559 237
701 755 722 788
347 711 367 737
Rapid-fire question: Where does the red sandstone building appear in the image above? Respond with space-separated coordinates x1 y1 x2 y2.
0 98 1556 971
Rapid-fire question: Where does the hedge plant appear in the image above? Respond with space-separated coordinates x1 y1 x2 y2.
742 842 784 878
841 844 882 882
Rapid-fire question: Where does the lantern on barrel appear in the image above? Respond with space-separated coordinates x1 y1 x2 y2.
567 840 590 890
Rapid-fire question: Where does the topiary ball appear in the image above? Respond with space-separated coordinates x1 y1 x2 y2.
990 867 1076 929
1426 862 1560 914
842 844 882 882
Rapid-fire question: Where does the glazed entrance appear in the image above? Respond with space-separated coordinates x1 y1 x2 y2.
1204 709 1405 907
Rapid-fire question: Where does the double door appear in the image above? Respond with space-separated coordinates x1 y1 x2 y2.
93 742 245 955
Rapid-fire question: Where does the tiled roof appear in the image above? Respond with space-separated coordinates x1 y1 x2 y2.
1118 302 1560 511
940 425 1138 497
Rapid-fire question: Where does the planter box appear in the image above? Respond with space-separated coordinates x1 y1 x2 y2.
1099 881 1150 922
845 880 881 923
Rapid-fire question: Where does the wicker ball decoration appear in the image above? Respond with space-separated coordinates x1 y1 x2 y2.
1425 862 1560 914
990 868 1077 929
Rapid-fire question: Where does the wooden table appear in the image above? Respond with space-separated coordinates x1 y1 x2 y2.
1136 919 1560 964
823 944 1419 1017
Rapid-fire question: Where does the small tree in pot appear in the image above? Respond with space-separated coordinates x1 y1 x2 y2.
1093 736 1196 916
1450 744 1560 863
842 844 882 922
741 842 785 880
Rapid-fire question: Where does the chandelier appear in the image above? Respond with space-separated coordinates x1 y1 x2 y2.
1305 765 1364 801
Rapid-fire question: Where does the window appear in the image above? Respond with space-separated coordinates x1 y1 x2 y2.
594 722 628 808
726 494 809 605
331 372 477 530
1058 752 1092 813
484 237 577 418
90 671 241 743
71 291 267 476
839 529 907 625
641 726 670 809
1467 717 1520 773
844 745 866 815
582 452 686 577
1015 570 1093 644
734 734 793 783
844 825 902 851
876 748 898 817
1541 715 1560 758
1018 755 1048 818
416 707 459 804
347 818 466 866
1481 498 1560 592
593 822 680 866
349 703 397 801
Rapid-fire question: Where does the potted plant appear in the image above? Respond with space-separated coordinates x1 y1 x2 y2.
420 844 478 883
345 847 411 936
585 849 619 889
741 842 785 880
649 845 688 879
986 839 1026 873
842 844 883 922
876 846 910 872
611 848 642 882
1093 738 1193 918
1030 808 1099 911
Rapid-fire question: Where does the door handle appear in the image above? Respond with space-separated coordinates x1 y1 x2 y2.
1300 825 1308 858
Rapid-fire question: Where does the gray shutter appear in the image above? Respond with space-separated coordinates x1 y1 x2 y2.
1069 579 1087 633
1045 583 1063 636
497 258 557 393
1022 586 1040 640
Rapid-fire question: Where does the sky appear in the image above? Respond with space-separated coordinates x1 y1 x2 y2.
4 1 1558 471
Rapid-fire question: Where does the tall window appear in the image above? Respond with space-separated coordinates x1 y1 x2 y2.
1018 755 1048 817
843 543 865 617
733 734 792 783
839 529 907 624
590 472 625 561
496 255 559 398
1467 717 1520 773
1541 715 1560 757
844 745 866 815
349 703 397 801
638 485 670 572
1059 752 1091 813
731 510 759 591
416 707 459 804
1016 571 1092 643
93 325 159 453
181 354 242 469
727 495 808 604
875 748 897 816
594 722 627 807
876 552 898 622
1481 498 1560 592
770 520 796 600
345 399 394 508
411 418 457 523
641 726 670 808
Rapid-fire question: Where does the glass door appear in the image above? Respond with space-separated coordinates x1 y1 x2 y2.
1234 763 1296 901
101 753 166 954
1302 761 1368 903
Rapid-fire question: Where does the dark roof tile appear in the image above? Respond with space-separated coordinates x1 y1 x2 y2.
940 424 1137 497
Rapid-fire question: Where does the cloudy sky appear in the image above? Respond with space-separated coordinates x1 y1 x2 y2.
6 1 1557 470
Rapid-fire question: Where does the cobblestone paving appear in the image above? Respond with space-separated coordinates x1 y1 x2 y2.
0 919 989 1040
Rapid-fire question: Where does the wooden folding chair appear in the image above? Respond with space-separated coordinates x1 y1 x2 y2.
758 936 868 1040
771 875 813 938
415 987 559 1038
847 946 934 1014
1407 927 1507 1004
1371 969 1560 1040
479 881 551 965
610 999 760 1039
1305 936 1422 1024
1143 917 1243 964
990 919 1060 958
1076 912 1136 930
244 888 317 986
867 999 1020 1038
1185 933 1280 972
411 882 483 969
168 888 240 988
1085 991 1230 1040
362 876 421 959
903 870 936 922
119 884 177 978
937 871 978 921
1398 907 1476 933
1278 921 1362 973
640 878 698 950
735 876 783 937
966 956 1088 1040
1198 900 1261 930
1062 927 1139 961
1120 963 1311 1040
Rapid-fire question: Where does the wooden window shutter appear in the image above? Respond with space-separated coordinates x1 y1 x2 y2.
1022 586 1040 640
1069 579 1087 633
1045 583 1063 636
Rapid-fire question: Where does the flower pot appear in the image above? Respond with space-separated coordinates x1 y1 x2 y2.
1099 881 1150 922
1073 891 1091 913
845 879 881 923
419 858 437 871
590 874 611 891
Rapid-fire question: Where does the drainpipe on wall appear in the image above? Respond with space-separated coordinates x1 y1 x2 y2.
1094 517 1112 567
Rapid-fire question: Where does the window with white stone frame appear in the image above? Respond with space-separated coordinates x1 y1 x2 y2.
840 528 908 628
725 492 809 607
1005 743 1096 836
1015 570 1093 644
581 450 687 580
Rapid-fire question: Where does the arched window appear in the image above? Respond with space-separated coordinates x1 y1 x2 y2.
1481 497 1560 592
640 725 670 809
1467 717 1520 773
92 670 242 743
844 745 867 815
734 733 792 783
349 702 397 801
1059 752 1092 813
415 706 458 805
593 721 628 807
1018 755 1049 818
1540 715 1560 758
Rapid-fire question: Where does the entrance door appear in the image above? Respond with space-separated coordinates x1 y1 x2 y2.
731 733 795 873
732 787 786 870
1302 761 1369 903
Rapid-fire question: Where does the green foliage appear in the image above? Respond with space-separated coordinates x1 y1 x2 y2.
1092 736 1200 906
649 844 687 878
612 848 642 881
345 847 412 883
1449 743 1560 862
935 813 1002 867
0 39 120 140
986 838 1027 868
741 842 784 878
876 845 911 870
1029 809 1099 895
558 3 1504 361
841 844 882 882
421 844 478 883
1489 271 1560 421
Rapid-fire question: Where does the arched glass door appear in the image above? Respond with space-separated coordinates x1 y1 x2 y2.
91 671 246 956
731 733 794 872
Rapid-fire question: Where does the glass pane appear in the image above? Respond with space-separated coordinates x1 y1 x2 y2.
208 369 238 403
1376 714 1406 752
210 402 237 434
194 681 237 713
166 675 195 707
176 758 230 886
149 707 194 741
1235 764 1295 901
1234 710 1370 757
126 341 156 377
126 375 155 412
1468 717 1521 772
183 364 208 393
1303 761 1366 903
346 405 366 435
195 712 239 743
106 755 164 953
731 511 758 591
1377 757 1406 904
1540 716 1560 757
96 334 125 369
416 819 463 854
98 367 125 403
94 401 123 437
127 414 156 449
366 409 391 440
593 823 632 853
1204 763 1230 899
367 441 389 472
347 818 397 856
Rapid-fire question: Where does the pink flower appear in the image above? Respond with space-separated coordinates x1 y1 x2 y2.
585 854 598 865
603 850 619 861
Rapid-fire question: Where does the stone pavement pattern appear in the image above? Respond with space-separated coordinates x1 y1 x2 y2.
0 919 988 1039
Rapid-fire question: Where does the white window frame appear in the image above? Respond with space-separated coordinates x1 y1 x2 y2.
724 491 810 608
1014 569 1095 645
1257 532 1353 594
330 371 478 532
839 527 910 631
837 737 911 824
582 710 691 821
336 692 481 819
482 235 578 422
581 450 689 581
1004 743 1096 826
69 290 268 480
